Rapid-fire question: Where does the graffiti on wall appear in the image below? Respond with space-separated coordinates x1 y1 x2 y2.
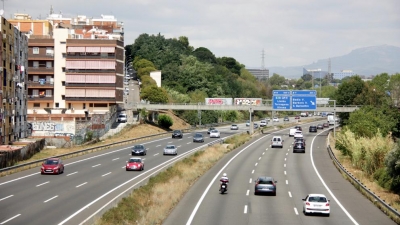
32 122 56 131
30 121 75 134
234 98 262 106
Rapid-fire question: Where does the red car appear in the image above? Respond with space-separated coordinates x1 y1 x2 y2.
126 157 144 171
41 158 64 175
295 116 300 119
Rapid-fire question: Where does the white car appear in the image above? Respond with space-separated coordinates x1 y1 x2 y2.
302 194 330 216
209 129 220 138
230 124 238 130
294 131 303 139
273 117 279 122
260 120 267 127
124 81 129 85
246 120 250 127
163 145 178 155
271 136 283 148
117 114 127 123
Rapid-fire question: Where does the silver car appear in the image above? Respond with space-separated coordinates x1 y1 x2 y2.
163 145 178 155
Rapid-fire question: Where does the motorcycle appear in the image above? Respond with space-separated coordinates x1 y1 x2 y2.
220 179 229 194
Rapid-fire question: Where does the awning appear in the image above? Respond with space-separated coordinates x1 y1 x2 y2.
100 47 115 53
65 89 85 97
99 89 115 97
66 61 86 69
99 61 115 69
85 89 99 97
85 46 101 52
67 46 85 52
66 75 85 83
99 75 116 83
86 75 99 83
86 61 100 69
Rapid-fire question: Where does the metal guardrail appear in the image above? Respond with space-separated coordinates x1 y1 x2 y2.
327 142 400 222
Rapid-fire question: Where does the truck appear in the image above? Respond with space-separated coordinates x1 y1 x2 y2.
327 115 336 125
300 112 308 117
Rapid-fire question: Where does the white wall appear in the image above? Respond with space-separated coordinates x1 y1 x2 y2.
53 28 68 108
150 71 162 87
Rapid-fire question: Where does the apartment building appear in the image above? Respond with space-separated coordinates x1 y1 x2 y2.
9 11 124 137
0 16 29 144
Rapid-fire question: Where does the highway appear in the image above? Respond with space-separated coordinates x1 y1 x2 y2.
0 119 394 225
164 122 396 225
0 124 243 225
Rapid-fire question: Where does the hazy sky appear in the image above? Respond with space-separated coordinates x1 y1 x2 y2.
4 0 400 68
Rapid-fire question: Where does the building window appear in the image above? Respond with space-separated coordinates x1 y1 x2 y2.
62 95 65 100
62 67 65 72
46 61 52 68
62 53 66 58
62 81 65 86
55 103 59 108
33 61 39 68
46 48 54 56
33 103 40 107
83 103 86 109
47 103 50 107
60 41 66 44
33 47 39 54
68 103 72 109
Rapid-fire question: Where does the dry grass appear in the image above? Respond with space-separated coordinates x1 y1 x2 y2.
329 131 400 216
97 133 251 225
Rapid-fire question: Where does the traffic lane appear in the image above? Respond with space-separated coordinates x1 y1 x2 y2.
287 131 347 225
311 132 396 225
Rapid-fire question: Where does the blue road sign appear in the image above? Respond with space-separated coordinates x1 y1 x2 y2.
273 90 291 95
292 96 317 110
292 90 316 96
273 96 291 110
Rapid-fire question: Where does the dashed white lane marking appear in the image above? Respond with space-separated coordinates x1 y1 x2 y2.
286 153 288 155
262 152 265 155
294 208 299 215
249 178 252 183
244 205 248 214
284 164 286 167
288 191 292 198
187 142 192 144
266 148 268 151
112 158 119 161
92 164 101 167
36 181 49 187
246 190 249 196
67 172 78 176
76 182 87 188
285 158 287 161
255 163 258 166
128 154 131 156
0 195 13 202
154 153 159 156
0 214 21 224
102 172 111 177
258 157 261 160
121 166 125 169
284 171 287 175
252 170 254 174
177 145 182 148
44 195 58 203
286 180 288 185
168 142 172 144
156 145 161 147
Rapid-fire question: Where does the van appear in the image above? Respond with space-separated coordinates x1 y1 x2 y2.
328 115 335 125
271 136 284 148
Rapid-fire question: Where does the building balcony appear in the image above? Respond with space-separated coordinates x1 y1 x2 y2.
28 67 54 74
27 80 54 88
27 95 54 101
65 83 116 87
66 55 115 59
65 69 115 73
65 97 116 102
28 53 54 59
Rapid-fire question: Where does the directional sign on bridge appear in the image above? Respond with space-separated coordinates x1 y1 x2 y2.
272 96 291 110
292 96 317 110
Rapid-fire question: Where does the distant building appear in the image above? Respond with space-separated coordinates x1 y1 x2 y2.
247 68 269 80
303 68 327 79
150 71 162 87
332 70 356 80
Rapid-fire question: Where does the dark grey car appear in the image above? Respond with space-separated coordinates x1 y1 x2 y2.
193 133 205 143
254 176 277 196
131 144 147 156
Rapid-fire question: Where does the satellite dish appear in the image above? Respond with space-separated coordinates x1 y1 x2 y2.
0 10 4 16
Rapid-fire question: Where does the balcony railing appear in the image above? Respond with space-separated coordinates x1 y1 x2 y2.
28 53 54 59
28 67 54 73
65 97 116 102
27 95 54 101
27 80 54 88
65 83 116 87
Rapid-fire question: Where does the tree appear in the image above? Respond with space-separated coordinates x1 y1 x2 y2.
158 114 173 129
140 75 157 87
137 67 157 79
388 73 400 106
371 73 390 92
189 90 208 103
335 76 365 105
140 86 169 103
133 58 156 71
269 73 286 86
217 57 242 75
192 47 217 64
301 74 313 82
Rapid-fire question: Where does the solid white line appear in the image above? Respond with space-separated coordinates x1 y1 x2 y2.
244 205 248 214
288 191 292 198
92 164 101 167
255 163 258 166
36 181 49 187
76 182 87 188
44 195 58 203
249 178 252 183
112 158 119 161
258 157 261 160
310 130 359 224
0 214 21 224
67 172 78 176
246 190 249 196
154 153 159 156
251 170 254 174
102 172 111 177
294 208 299 215
286 180 288 185
284 171 287 175
0 195 13 202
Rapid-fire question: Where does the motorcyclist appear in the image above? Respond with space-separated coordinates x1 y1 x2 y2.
219 173 229 191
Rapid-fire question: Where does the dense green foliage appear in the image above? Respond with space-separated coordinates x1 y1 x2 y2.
158 114 173 129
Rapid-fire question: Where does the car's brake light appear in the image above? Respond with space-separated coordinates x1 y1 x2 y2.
326 203 330 206
306 202 310 205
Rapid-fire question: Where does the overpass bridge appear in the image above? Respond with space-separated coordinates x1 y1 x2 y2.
132 102 361 113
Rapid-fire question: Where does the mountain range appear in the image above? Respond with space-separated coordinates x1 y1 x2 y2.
265 45 400 79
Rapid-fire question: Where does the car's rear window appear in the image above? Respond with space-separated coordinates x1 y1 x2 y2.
259 180 274 184
134 145 144 149
309 196 327 202
44 159 58 165
129 159 141 163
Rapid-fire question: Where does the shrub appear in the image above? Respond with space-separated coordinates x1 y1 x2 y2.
158 114 173 129
384 141 400 193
